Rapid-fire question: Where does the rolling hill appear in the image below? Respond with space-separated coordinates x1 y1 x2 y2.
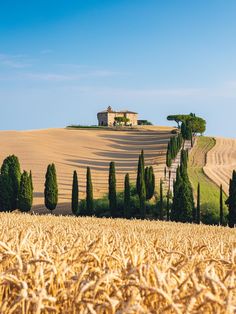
204 137 236 195
0 126 173 214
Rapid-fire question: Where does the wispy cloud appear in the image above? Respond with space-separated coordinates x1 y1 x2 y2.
24 69 126 81
0 53 31 68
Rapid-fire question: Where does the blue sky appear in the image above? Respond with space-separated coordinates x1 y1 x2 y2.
0 0 236 136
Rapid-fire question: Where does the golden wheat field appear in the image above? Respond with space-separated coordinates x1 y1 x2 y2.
0 213 236 313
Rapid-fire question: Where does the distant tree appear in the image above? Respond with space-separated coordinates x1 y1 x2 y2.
220 184 224 226
166 143 172 167
1 155 21 210
109 162 117 217
124 173 131 219
167 114 206 135
159 179 163 220
141 150 145 172
86 167 94 215
18 171 33 212
196 183 201 224
225 171 236 228
44 163 58 211
71 171 79 215
136 151 145 196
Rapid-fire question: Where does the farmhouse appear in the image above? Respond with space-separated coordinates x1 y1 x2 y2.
97 106 138 126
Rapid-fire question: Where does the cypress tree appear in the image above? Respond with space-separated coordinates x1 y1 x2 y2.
139 175 146 219
149 166 155 199
0 174 12 212
18 171 33 212
196 183 201 224
109 162 117 217
86 167 94 215
136 153 145 196
166 146 172 168
44 163 58 211
136 155 142 195
1 155 21 210
29 170 33 192
225 171 236 228
29 170 33 207
145 166 155 200
71 171 79 215
124 173 131 219
172 150 194 223
145 166 149 195
220 184 223 226
159 179 163 220
140 149 145 173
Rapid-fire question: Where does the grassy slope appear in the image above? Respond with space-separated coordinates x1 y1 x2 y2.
188 137 227 221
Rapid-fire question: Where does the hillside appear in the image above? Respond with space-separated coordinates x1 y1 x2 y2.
204 137 236 195
0 126 172 214
1 213 236 313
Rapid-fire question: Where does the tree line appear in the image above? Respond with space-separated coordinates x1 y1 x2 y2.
1 152 236 227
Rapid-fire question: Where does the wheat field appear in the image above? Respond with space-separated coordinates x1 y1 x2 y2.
0 213 236 313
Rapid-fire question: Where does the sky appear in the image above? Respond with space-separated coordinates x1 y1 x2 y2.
0 0 236 136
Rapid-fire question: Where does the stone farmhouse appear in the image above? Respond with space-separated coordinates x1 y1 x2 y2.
97 106 138 126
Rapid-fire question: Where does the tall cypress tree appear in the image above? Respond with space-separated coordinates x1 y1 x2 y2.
44 163 58 211
71 171 79 215
140 149 145 173
159 179 163 220
0 173 13 212
136 155 142 195
145 166 149 194
124 173 131 219
172 150 194 223
149 166 155 199
225 171 236 228
1 155 21 210
109 162 117 217
136 153 145 196
86 167 94 215
145 166 155 200
18 171 33 212
196 183 201 224
220 184 223 226
140 176 146 219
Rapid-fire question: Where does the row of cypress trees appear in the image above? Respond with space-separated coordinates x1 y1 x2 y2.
71 150 156 218
0 155 33 212
166 133 183 167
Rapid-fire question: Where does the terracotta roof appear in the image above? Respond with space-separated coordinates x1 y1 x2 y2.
98 108 138 114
